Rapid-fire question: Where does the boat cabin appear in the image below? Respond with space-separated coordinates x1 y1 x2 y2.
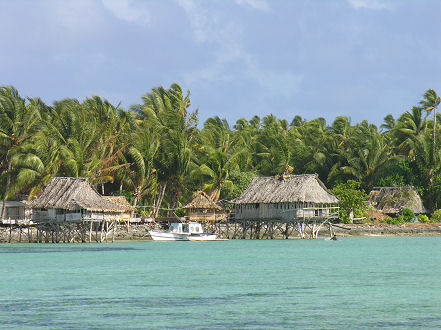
169 222 203 234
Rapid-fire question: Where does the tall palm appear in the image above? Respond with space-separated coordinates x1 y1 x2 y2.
137 83 198 215
380 114 396 134
0 87 41 219
193 117 245 201
420 89 440 164
341 125 395 187
394 106 426 157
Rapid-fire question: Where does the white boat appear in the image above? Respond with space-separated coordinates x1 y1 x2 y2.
149 222 220 241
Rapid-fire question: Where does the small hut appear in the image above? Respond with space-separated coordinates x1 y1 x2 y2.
232 174 339 221
182 191 226 222
368 186 428 215
0 199 31 223
102 196 136 222
30 177 124 223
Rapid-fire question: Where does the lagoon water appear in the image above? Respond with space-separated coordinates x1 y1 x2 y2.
0 237 440 329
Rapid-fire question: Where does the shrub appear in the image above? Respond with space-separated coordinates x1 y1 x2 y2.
430 209 441 222
382 216 403 225
402 208 415 222
417 214 429 223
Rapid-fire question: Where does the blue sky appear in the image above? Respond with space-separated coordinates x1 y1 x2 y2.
1 0 441 126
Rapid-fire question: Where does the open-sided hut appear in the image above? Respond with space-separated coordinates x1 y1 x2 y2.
102 196 136 222
232 174 339 221
30 177 125 223
182 191 226 222
368 186 427 215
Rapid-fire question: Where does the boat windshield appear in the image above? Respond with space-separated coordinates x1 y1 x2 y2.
169 224 179 233
182 224 189 233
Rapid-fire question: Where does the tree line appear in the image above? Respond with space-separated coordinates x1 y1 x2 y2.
1 83 440 218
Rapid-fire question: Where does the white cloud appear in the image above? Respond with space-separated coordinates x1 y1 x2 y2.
102 0 150 25
235 0 270 11
49 1 107 38
177 0 301 98
348 0 391 10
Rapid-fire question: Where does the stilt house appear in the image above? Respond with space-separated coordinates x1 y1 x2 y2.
368 186 427 215
182 191 227 222
102 196 136 222
30 177 125 222
0 198 31 222
232 174 339 220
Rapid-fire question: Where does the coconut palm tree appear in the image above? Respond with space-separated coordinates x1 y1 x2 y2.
419 89 440 166
0 86 41 219
137 83 198 215
192 117 246 201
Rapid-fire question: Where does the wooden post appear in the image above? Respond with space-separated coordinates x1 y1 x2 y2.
89 222 93 243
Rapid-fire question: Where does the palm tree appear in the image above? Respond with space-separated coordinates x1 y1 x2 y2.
341 125 395 187
380 114 396 134
0 86 41 219
419 89 440 166
192 117 245 201
137 83 198 215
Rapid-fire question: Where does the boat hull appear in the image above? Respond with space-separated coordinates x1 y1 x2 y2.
148 230 189 241
187 234 218 241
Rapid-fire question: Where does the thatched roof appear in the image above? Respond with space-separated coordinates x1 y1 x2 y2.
368 186 427 214
182 191 223 211
102 196 136 212
29 177 124 212
232 174 339 204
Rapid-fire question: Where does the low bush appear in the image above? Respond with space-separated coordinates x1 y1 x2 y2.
382 216 403 225
417 214 429 223
430 209 441 222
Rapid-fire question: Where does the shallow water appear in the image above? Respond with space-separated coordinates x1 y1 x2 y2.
0 237 440 329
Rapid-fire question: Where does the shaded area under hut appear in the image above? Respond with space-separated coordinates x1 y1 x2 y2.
368 186 428 217
230 174 340 239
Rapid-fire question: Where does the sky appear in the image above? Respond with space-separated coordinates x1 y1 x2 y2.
1 0 441 127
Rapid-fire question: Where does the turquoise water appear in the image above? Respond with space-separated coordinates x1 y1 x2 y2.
0 237 440 329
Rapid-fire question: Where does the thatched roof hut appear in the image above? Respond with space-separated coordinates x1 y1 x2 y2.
233 174 339 204
368 186 427 214
102 196 135 212
30 177 123 212
182 191 223 211
182 191 225 222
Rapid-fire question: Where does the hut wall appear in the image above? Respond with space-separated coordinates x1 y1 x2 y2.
0 204 26 220
235 202 333 220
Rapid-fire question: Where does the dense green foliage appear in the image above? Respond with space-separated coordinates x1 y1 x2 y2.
1 84 441 217
331 180 368 223
402 208 415 222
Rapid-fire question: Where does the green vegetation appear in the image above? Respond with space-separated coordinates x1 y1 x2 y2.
402 208 415 222
331 180 368 223
1 84 441 219
417 214 429 223
430 209 441 222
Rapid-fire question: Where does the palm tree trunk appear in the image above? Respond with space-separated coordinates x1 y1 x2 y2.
433 109 437 168
1 156 12 220
151 183 166 218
